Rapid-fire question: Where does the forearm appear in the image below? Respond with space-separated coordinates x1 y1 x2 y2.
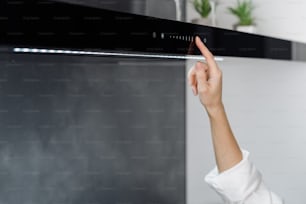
206 103 242 173
188 37 243 174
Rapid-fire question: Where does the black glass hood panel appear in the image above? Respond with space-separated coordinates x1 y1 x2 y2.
53 0 147 16
0 0 304 61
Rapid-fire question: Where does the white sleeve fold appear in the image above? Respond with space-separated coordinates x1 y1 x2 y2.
204 150 284 204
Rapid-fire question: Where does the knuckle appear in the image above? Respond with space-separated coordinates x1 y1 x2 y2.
196 61 204 69
195 67 205 75
203 64 209 70
196 71 205 80
196 61 202 66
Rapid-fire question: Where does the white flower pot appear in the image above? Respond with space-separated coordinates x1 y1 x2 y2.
192 18 213 26
235 25 257 34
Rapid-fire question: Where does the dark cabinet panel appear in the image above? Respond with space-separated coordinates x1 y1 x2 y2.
0 53 186 204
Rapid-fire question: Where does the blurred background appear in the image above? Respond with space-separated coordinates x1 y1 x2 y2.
186 0 306 43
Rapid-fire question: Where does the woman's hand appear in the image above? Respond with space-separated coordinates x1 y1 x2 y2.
188 37 242 173
188 36 223 115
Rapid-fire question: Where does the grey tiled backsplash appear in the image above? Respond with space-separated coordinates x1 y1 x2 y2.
0 54 185 204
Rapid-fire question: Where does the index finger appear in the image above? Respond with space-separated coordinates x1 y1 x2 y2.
195 36 217 68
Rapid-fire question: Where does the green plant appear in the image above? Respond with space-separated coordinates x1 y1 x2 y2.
228 0 255 26
193 0 212 18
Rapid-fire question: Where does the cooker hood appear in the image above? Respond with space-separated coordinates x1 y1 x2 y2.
0 0 303 61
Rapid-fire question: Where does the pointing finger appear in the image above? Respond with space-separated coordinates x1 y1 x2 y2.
195 36 220 75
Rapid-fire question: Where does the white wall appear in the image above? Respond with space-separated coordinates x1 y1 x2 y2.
186 57 306 204
186 0 306 43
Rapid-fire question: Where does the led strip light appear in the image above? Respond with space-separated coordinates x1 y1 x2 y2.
13 48 224 61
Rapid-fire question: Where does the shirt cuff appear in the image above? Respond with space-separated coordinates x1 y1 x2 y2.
204 150 262 202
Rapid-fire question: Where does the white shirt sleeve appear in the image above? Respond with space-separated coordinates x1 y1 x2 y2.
204 150 284 204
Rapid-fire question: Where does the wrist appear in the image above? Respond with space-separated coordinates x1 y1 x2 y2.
205 103 225 118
